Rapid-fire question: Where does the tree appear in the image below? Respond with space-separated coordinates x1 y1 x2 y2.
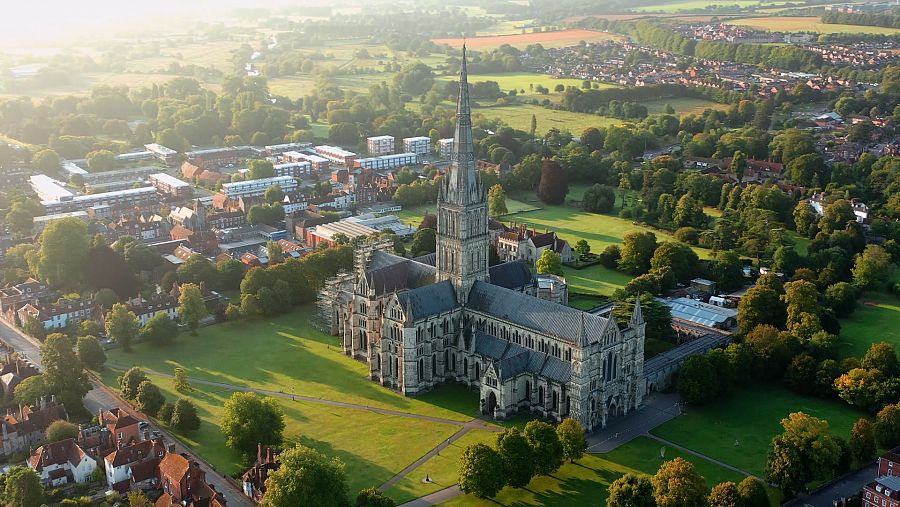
651 457 708 507
174 367 191 393
766 412 841 498
677 355 718 404
4 466 44 507
524 420 564 475
32 149 60 173
793 201 816 235
118 367 148 400
248 159 275 180
177 254 219 286
650 242 699 284
825 282 856 317
736 477 769 507
875 404 900 449
673 194 707 229
536 249 564 276
737 287 786 334
170 398 201 432
731 150 747 182
458 443 505 499
583 184 616 213
265 184 285 204
556 418 586 462
40 333 90 413
852 245 894 290
14 375 49 406
786 153 825 187
835 368 897 412
618 231 658 275
261 444 349 507
495 427 534 488
708 481 739 507
409 228 436 257
217 257 244 291
126 491 153 507
849 418 876 464
75 335 106 369
488 184 508 217
606 473 655 507
135 380 165 417
537 158 568 205
105 303 139 351
783 279 820 331
141 312 178 346
85 149 115 172
45 420 78 443
819 199 855 235
27 217 90 290
178 283 207 334
158 402 175 423
355 488 395 507
862 342 899 377
221 392 285 456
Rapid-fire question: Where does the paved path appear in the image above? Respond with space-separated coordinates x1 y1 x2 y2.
0 321 254 507
398 486 462 507
646 434 753 477
106 363 493 429
783 462 877 507
586 392 683 453
379 426 472 492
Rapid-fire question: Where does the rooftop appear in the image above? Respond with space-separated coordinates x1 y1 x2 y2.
662 297 737 327
150 173 190 188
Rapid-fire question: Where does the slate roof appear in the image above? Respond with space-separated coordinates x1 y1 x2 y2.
412 252 436 266
475 333 571 383
396 281 458 320
365 250 436 296
468 281 608 345
488 260 534 290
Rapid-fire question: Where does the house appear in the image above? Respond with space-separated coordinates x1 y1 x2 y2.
121 293 179 326
878 446 900 478
1 398 68 456
17 298 97 331
0 353 39 396
495 224 574 266
0 278 52 320
28 438 96 486
863 476 900 507
367 135 394 155
100 408 146 450
241 445 279 502
286 210 338 242
104 438 167 492
156 453 227 507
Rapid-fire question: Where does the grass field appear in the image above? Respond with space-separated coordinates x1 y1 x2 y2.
635 0 795 13
432 29 622 49
105 307 480 422
475 104 621 135
565 264 633 296
651 384 864 477
444 436 746 506
97 371 460 493
644 97 730 116
838 291 900 359
729 16 900 34
437 72 619 96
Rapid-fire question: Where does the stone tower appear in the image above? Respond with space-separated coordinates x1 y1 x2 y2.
436 45 489 304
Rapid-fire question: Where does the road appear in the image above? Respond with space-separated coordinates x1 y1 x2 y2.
783 462 877 507
0 320 253 507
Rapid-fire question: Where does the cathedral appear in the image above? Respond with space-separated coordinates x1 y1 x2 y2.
321 46 647 431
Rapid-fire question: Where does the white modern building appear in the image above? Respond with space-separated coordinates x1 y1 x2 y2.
315 145 358 166
41 187 159 214
149 173 192 198
144 144 178 164
221 175 298 199
439 138 454 158
30 175 74 202
403 136 431 156
355 153 417 170
273 161 312 178
282 151 329 173
367 135 395 156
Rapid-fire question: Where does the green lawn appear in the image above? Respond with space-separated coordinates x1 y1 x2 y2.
106 306 479 422
444 436 745 506
644 97 729 116
395 197 538 229
838 291 900 359
386 429 498 503
96 371 460 493
436 72 618 98
474 104 620 135
564 264 632 297
635 0 795 13
651 384 864 477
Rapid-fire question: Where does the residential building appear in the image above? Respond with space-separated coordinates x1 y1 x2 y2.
863 476 900 507
30 174 74 202
367 135 395 155
221 176 297 199
32 211 90 235
28 438 96 487
0 166 28 192
150 173 192 199
439 138 454 158
355 153 417 170
315 145 357 166
17 298 97 331
403 136 431 155
185 147 248 168
878 446 900 477
282 151 329 173
0 278 51 319
264 142 312 156
241 445 279 502
104 438 167 493
273 161 311 178
100 408 145 450
156 453 227 507
144 144 178 165
0 398 68 456
41 187 159 215
495 224 574 266
121 293 179 326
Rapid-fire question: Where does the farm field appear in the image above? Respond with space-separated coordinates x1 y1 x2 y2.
837 291 900 359
0 72 193 99
651 383 864 477
635 0 795 13
432 29 623 49
96 371 460 494
728 16 900 34
122 39 247 73
444 436 746 506
104 306 481 423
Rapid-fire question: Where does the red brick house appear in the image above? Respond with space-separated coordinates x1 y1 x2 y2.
156 453 226 507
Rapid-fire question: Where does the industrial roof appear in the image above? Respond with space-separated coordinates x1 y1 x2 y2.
662 297 737 327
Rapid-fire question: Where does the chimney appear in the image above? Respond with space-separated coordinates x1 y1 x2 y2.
167 443 176 453
257 443 263 464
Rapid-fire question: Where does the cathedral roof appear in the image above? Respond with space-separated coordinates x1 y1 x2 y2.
366 258 435 296
474 333 571 383
467 281 608 345
396 280 458 320
412 252 436 266
488 260 534 290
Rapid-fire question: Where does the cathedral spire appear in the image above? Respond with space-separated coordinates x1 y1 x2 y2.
443 44 480 205
630 294 645 328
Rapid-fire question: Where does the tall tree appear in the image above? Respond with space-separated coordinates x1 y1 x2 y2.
736 477 769 507
852 245 894 290
355 488 395 507
178 283 207 335
105 303 139 352
40 333 90 414
618 231 658 275
766 412 841 498
170 398 201 431
537 158 568 205
135 380 165 417
849 418 876 464
557 418 586 462
536 250 564 276
3 466 44 507
221 392 285 457
875 404 900 449
606 473 655 507
75 335 106 370
458 443 506 499
118 367 148 400
141 313 179 346
524 420 564 475
26 217 90 290
707 481 739 507
488 184 508 217
262 444 349 507
495 428 534 488
651 458 708 507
